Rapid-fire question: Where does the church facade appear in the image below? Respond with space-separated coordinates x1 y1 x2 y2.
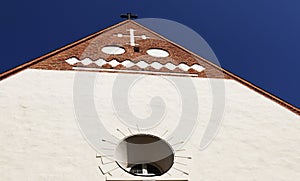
0 19 299 181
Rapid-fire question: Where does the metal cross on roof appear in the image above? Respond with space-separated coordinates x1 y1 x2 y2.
120 13 138 20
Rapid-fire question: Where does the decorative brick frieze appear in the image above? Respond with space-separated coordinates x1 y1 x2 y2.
0 20 298 115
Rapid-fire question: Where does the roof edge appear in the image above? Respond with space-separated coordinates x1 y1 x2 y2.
0 19 298 115
0 20 130 81
130 21 300 115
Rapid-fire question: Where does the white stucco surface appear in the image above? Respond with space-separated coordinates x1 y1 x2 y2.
0 69 299 181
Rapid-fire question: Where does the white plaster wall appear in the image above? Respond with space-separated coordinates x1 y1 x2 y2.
0 69 299 181
0 70 103 181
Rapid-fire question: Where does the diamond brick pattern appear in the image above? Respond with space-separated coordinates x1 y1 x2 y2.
81 58 92 65
65 57 205 73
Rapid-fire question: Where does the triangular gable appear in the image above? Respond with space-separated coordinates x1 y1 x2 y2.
0 20 299 115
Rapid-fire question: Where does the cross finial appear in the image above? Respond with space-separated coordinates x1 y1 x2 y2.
120 13 138 20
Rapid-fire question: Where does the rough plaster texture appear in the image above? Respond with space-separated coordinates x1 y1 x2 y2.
0 69 299 181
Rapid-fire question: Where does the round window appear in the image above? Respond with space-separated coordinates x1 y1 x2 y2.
101 45 125 55
114 134 174 177
146 48 169 58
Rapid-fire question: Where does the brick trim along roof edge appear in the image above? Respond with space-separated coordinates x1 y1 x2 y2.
0 20 299 115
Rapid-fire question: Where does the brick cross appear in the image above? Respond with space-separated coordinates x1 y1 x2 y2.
114 29 149 46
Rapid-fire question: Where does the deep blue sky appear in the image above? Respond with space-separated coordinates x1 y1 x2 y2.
0 0 299 108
